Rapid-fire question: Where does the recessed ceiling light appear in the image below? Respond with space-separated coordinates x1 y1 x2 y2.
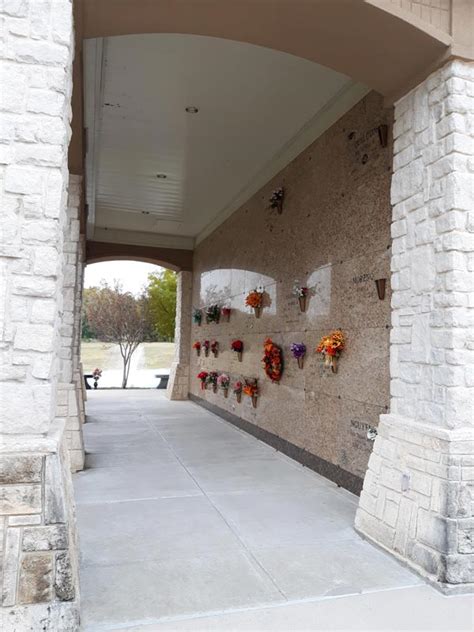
185 106 199 114
156 173 167 179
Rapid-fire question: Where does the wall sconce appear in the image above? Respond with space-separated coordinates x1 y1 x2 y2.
375 278 386 300
377 124 388 148
367 427 378 441
269 187 284 214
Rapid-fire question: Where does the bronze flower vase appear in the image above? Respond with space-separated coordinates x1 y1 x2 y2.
236 391 242 403
237 352 242 362
297 356 304 369
254 306 262 319
251 395 258 408
330 355 338 373
212 350 218 358
212 384 217 393
298 295 306 312
204 349 209 357
196 349 200 357
223 388 229 398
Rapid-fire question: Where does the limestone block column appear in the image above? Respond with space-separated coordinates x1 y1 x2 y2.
167 271 193 400
56 175 85 472
356 60 474 591
0 1 81 628
72 235 86 422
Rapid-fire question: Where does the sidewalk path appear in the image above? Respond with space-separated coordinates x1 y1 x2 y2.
74 391 472 631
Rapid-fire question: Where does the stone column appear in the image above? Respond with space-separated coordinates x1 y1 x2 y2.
356 60 474 592
56 175 85 473
0 1 80 628
72 235 86 416
166 271 192 400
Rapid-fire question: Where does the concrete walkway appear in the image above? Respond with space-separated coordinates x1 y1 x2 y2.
74 391 473 631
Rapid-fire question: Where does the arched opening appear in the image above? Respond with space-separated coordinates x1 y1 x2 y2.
81 260 178 390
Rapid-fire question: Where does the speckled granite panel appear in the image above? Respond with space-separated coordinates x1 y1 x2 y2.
190 92 393 490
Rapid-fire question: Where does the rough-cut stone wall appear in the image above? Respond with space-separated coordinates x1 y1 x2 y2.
190 92 393 493
356 60 474 591
56 175 85 472
167 271 193 400
0 0 80 628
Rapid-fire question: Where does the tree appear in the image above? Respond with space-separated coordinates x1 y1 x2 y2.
146 269 177 341
84 282 152 388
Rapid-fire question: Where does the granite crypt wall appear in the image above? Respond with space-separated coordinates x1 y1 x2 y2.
190 92 393 493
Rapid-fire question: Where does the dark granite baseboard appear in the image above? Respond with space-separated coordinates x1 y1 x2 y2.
189 393 364 496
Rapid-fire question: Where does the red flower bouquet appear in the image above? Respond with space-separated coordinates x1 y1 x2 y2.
231 339 243 361
197 371 208 390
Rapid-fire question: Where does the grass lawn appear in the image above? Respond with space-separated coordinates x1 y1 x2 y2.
142 342 175 369
80 341 122 372
80 341 175 372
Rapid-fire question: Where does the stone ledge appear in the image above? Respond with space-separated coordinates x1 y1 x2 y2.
0 420 67 455
379 414 474 442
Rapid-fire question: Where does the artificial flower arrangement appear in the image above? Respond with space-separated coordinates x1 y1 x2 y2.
245 286 264 318
211 340 219 358
206 304 220 324
92 367 102 389
290 343 306 369
316 329 345 373
206 371 219 393
221 307 231 322
217 373 230 397
203 340 210 357
192 308 202 326
293 283 309 312
231 339 244 361
197 371 208 390
269 187 284 214
243 378 259 408
192 341 201 357
233 380 243 403
262 338 283 383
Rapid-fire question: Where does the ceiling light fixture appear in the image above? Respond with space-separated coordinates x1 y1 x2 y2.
156 173 167 179
185 106 199 114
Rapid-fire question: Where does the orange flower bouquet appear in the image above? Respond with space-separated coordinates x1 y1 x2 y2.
243 378 259 408
262 338 283 383
316 329 345 373
245 287 264 318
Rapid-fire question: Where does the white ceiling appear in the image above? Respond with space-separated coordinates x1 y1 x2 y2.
84 34 367 248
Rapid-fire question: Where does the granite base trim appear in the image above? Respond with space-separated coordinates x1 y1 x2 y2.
189 394 364 495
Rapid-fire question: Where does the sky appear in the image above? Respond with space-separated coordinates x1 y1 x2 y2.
84 261 164 295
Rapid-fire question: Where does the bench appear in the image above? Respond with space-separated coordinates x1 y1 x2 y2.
84 374 93 390
155 374 170 390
